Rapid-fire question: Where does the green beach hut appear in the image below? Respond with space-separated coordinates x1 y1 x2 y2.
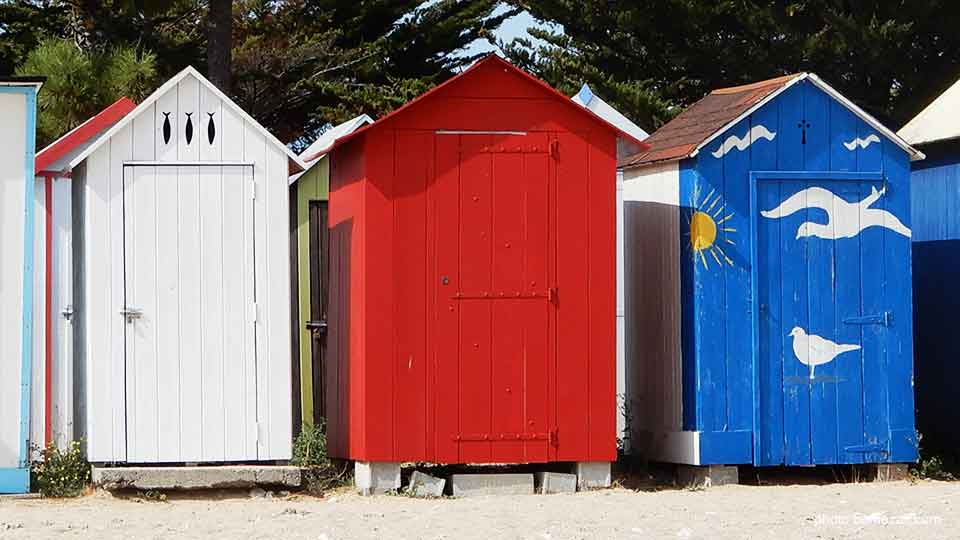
290 114 372 432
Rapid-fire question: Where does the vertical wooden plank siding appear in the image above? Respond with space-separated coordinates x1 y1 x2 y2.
295 161 330 428
555 132 591 460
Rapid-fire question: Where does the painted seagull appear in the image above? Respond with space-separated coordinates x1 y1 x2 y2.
760 185 911 240
789 327 861 380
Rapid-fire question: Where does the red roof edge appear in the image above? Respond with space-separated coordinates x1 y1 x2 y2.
36 97 137 173
306 55 650 162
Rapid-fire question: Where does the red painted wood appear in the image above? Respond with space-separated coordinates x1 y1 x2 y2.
35 97 136 172
555 132 591 460
433 134 461 463
325 57 623 464
44 177 53 446
393 131 429 459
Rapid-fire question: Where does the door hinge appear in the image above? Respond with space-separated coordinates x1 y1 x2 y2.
251 180 256 201
549 139 559 159
843 311 892 327
549 427 559 448
251 302 258 324
548 287 558 304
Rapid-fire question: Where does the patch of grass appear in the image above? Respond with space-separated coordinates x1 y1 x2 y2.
31 441 90 498
910 435 959 481
292 423 351 495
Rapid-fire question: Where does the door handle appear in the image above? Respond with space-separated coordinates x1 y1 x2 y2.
305 320 327 335
119 307 143 324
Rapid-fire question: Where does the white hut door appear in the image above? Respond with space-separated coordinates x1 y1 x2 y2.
122 164 257 463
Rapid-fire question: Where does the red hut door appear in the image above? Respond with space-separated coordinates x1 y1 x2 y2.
434 132 556 464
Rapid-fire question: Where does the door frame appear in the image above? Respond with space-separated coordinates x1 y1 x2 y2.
747 170 885 465
120 161 256 461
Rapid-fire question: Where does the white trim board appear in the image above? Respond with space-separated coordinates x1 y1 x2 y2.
68 66 307 171
690 73 924 162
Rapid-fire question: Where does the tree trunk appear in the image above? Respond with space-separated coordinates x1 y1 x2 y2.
207 0 232 92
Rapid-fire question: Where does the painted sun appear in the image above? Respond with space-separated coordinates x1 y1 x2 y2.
689 187 736 269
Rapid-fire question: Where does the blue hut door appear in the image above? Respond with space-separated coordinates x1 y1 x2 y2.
756 177 896 466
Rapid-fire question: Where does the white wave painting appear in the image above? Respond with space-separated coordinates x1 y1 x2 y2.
843 133 881 151
711 124 777 158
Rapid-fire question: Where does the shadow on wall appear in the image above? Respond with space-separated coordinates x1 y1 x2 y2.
623 200 682 455
326 218 351 459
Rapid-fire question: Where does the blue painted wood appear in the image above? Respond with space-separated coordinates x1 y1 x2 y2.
673 78 916 466
755 179 784 465
722 117 753 434
912 240 960 452
679 160 700 431
858 178 891 463
883 140 916 462
807 181 839 465
698 430 753 464
834 182 866 465
696 136 727 433
0 468 30 494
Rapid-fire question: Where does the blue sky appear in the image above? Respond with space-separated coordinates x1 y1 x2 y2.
459 6 558 57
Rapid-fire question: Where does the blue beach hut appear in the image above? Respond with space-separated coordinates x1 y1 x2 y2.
620 73 923 470
899 80 960 452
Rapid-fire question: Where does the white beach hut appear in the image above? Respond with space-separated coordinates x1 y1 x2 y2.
0 75 44 493
68 67 305 464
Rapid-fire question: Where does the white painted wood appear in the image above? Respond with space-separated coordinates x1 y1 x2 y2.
641 431 700 465
623 162 684 454
154 158 181 461
246 121 269 459
79 70 291 463
110 129 132 461
67 66 305 170
177 163 203 462
51 177 73 449
30 178 46 458
264 140 292 460
622 161 679 205
199 164 226 461
0 93 27 470
615 170 626 443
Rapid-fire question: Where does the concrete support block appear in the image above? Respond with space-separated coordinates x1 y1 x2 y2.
534 472 577 494
853 463 910 482
450 474 534 497
676 465 739 488
354 462 401 495
407 471 445 498
575 462 612 490
91 466 301 490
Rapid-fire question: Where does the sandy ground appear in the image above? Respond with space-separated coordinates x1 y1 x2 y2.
0 480 956 539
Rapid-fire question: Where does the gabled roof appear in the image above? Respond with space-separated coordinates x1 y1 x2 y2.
289 114 373 185
0 76 45 88
68 66 306 172
899 78 960 146
622 73 923 168
305 55 650 161
572 84 649 142
36 97 136 174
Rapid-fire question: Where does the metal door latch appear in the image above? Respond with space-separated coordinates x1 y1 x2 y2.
62 305 74 322
305 320 328 336
119 307 143 323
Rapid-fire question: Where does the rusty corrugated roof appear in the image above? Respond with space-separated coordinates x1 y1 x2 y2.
620 74 799 167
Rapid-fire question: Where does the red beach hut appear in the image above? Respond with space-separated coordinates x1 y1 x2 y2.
317 55 648 491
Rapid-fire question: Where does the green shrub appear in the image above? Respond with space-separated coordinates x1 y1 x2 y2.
292 423 330 468
292 423 350 494
31 441 90 498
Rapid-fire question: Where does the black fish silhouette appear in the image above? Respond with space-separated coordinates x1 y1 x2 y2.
185 112 194 145
207 112 216 144
162 112 171 144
